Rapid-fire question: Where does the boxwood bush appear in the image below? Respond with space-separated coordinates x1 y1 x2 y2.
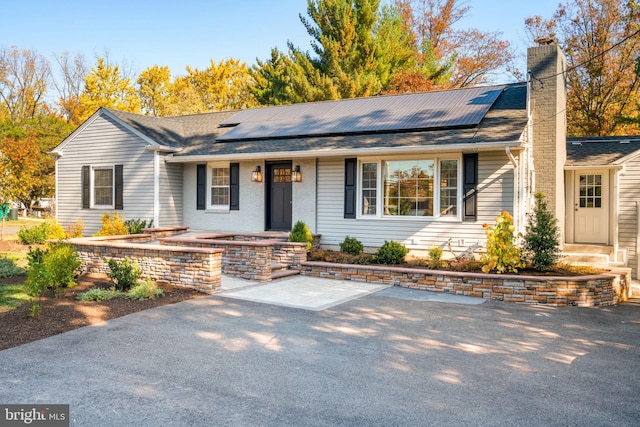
375 240 409 264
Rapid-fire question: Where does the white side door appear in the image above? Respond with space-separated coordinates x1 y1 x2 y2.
574 171 609 244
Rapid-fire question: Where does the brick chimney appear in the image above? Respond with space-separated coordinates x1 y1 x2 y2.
527 42 567 238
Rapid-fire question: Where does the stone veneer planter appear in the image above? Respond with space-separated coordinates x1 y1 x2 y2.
300 261 631 307
70 236 223 293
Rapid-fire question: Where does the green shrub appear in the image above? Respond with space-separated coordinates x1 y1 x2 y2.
25 261 52 317
43 243 82 289
428 245 444 268
0 256 26 278
481 211 524 274
104 257 142 291
523 192 561 271
127 278 164 300
78 287 124 302
340 236 363 255
93 212 128 236
17 220 68 244
289 220 313 252
27 246 46 265
124 218 154 234
18 222 49 244
375 240 409 264
25 247 52 317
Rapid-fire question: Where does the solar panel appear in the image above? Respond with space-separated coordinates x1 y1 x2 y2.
218 85 504 141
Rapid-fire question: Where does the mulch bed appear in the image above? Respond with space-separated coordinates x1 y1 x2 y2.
0 273 206 351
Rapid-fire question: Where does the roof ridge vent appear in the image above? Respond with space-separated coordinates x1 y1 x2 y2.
620 139 630 144
571 141 582 145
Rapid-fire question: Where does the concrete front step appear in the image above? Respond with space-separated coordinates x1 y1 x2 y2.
270 262 301 280
270 269 301 280
563 244 614 255
561 253 611 264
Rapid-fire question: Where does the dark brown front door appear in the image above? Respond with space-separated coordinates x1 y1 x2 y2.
266 161 292 231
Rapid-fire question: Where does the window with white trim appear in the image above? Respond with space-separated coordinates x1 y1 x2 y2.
82 164 123 210
210 166 230 209
359 157 460 219
93 167 114 207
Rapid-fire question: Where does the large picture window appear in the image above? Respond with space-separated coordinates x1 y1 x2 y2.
359 158 459 219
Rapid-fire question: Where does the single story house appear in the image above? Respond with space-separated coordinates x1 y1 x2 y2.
52 42 638 277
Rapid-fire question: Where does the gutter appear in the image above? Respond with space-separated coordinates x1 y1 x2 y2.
165 141 525 163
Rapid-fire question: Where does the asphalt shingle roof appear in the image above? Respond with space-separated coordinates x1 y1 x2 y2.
566 136 640 166
104 83 528 158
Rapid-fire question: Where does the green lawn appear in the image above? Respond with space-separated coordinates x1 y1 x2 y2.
0 253 29 312
0 282 29 313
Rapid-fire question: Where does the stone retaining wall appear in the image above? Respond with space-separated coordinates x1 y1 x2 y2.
300 261 631 307
70 239 223 293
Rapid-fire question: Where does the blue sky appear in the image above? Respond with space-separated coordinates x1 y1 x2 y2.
1 0 559 81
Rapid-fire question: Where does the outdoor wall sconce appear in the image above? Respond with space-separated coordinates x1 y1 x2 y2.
251 166 262 182
291 165 302 182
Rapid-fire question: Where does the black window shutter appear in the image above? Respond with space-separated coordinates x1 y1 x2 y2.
344 158 357 219
463 153 478 221
114 165 123 210
230 163 239 211
81 166 90 209
196 164 206 210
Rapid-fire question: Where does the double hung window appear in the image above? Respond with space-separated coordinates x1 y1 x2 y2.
210 166 230 209
82 165 122 210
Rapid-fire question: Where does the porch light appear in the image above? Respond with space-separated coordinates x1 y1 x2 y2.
251 166 262 182
292 165 302 182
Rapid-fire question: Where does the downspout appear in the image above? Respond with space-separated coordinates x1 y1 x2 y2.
505 146 521 234
613 165 624 264
153 151 160 227
54 156 59 220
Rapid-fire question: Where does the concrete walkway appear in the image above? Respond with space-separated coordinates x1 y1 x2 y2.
219 274 484 311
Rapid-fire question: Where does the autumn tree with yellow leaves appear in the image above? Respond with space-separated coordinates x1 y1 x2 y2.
78 58 141 121
186 58 258 111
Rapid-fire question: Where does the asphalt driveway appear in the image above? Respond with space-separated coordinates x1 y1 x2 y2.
1 285 638 426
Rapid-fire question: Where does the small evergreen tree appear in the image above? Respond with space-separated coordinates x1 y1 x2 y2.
290 221 313 252
523 192 560 271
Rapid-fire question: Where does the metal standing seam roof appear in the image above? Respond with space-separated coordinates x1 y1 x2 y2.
217 85 505 141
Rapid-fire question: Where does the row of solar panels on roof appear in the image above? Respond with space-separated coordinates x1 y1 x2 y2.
217 85 505 141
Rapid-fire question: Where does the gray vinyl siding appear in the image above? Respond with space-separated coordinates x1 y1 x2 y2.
56 114 155 235
618 157 640 277
316 152 514 253
159 157 183 227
